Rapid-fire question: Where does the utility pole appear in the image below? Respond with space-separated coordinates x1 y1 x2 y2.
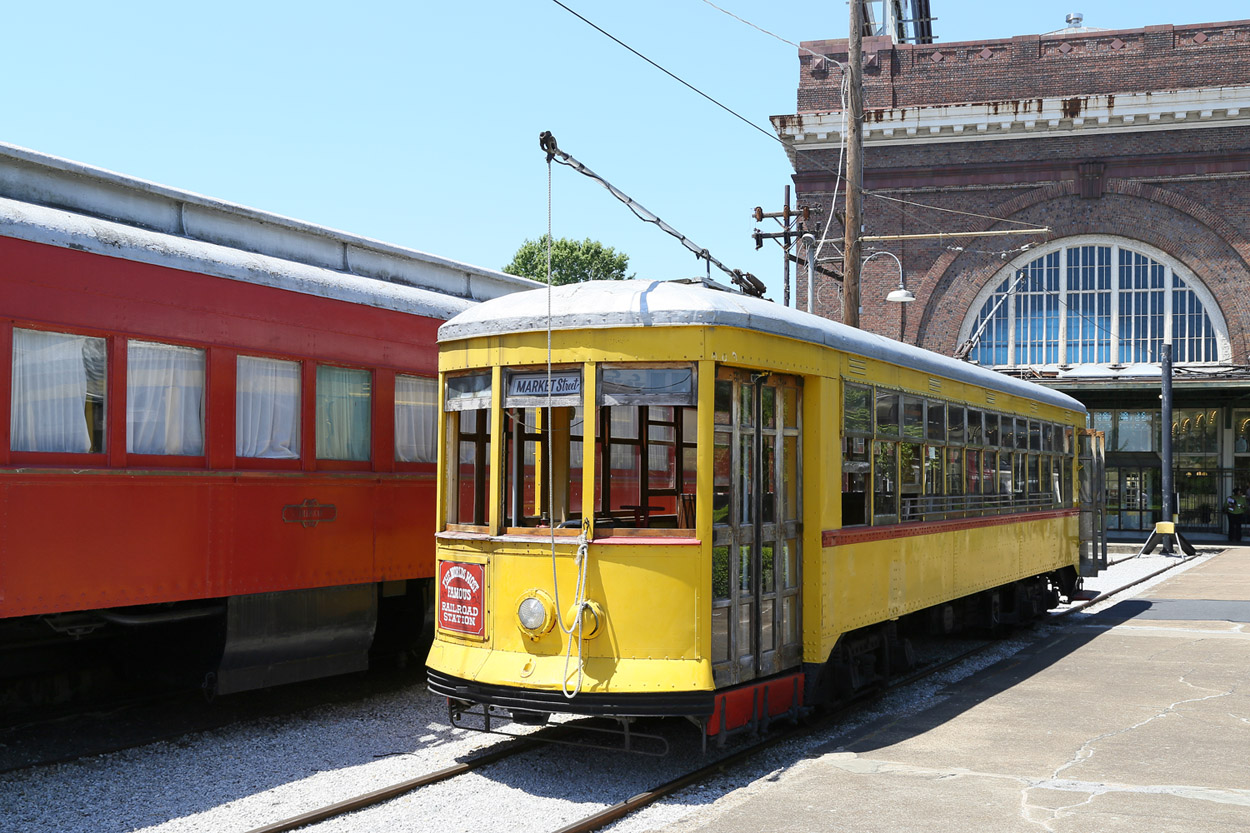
842 0 864 328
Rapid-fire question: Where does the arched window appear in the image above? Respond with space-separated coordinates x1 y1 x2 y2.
960 238 1227 369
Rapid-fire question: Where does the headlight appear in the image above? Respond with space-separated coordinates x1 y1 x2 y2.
515 589 556 638
518 597 547 630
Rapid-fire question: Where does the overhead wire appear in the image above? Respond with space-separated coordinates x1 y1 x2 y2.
547 0 1040 237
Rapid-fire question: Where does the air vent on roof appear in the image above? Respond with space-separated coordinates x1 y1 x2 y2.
848 358 867 376
985 391 997 404
928 378 942 393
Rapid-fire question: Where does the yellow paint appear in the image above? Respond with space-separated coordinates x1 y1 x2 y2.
428 317 1087 700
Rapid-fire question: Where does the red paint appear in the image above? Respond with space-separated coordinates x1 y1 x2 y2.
705 672 805 737
822 508 1079 547
438 561 486 636
0 236 446 619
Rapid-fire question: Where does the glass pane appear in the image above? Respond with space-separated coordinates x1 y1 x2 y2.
740 384 755 428
842 436 870 526
609 444 641 511
967 449 983 495
946 448 964 496
1015 418 1028 450
902 395 924 440
395 374 437 463
784 538 798 589
238 356 301 459
783 596 798 644
927 401 945 442
761 540 775 592
128 341 206 455
783 436 798 521
610 406 640 440
1029 421 1042 451
713 546 730 599
763 440 776 524
760 598 776 652
783 387 798 429
875 390 899 437
445 372 490 406
714 432 732 525
985 413 1000 446
714 379 733 425
601 366 694 402
739 544 752 594
739 435 754 526
737 602 754 658
873 441 898 522
966 410 983 446
711 606 730 662
315 365 371 460
11 328 107 453
844 383 872 434
761 386 776 429
948 407 966 445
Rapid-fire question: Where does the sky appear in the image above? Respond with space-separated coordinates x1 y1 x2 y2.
3 1 1247 301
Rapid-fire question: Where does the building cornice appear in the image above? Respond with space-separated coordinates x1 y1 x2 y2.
772 85 1250 164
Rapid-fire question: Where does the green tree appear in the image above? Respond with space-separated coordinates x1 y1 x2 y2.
503 235 632 285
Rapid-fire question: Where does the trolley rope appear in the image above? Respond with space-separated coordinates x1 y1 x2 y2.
546 152 592 699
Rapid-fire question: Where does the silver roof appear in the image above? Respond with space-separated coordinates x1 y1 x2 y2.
439 280 1086 414
0 142 538 307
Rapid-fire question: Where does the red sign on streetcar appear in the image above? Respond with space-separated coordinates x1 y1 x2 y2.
438 561 486 636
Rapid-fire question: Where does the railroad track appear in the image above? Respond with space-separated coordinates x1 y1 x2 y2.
238 552 1205 833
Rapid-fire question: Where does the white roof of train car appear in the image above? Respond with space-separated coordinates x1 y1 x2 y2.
0 142 538 313
439 280 1086 414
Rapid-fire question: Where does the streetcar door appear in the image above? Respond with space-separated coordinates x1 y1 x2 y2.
710 368 803 688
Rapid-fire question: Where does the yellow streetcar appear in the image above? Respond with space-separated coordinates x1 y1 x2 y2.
425 279 1101 747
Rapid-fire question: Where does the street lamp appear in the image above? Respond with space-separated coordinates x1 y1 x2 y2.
868 251 913 303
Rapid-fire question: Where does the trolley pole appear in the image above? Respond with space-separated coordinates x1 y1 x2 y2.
783 186 792 307
842 0 864 328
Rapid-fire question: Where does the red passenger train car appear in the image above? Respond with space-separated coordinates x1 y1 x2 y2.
0 144 532 702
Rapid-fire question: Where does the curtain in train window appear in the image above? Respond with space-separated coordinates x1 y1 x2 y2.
10 328 106 453
395 374 436 463
316 365 371 460
236 356 300 459
127 340 205 455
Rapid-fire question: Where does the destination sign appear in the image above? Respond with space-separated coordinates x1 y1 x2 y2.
507 372 582 398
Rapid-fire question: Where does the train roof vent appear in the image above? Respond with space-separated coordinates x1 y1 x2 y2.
985 390 997 404
848 357 868 376
928 377 942 393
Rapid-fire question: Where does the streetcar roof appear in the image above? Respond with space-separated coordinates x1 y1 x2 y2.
438 280 1086 414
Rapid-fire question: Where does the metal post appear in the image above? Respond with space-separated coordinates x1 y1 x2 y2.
783 185 792 308
1160 340 1174 554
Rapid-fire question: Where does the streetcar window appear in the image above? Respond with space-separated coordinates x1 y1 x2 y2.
872 441 898 524
236 356 300 459
946 447 965 498
1029 420 1042 451
967 410 983 445
985 413 1000 446
395 374 436 463
11 328 106 454
843 383 872 434
502 406 583 528
948 407 966 445
444 371 493 527
315 365 371 461
926 401 945 443
127 340 205 456
899 441 922 521
967 448 984 498
875 390 899 437
595 365 697 531
902 395 924 440
842 436 869 526
1015 418 1029 450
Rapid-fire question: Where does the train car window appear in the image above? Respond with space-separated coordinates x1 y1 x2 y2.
761 386 777 430
967 449 984 500
783 387 798 429
946 448 965 500
926 401 945 443
600 366 695 407
236 356 300 459
443 371 492 527
967 410 984 445
11 328 107 454
1015 418 1029 450
1042 423 1055 453
842 436 870 526
714 380 733 425
395 374 436 463
872 441 898 524
714 431 731 525
1013 453 1027 501
902 395 924 439
127 340 205 456
948 406 966 445
985 412 1001 447
501 369 584 529
1029 420 1042 451
783 435 798 522
900 442 923 521
843 383 872 434
875 390 899 437
1028 454 1042 498
315 365 371 461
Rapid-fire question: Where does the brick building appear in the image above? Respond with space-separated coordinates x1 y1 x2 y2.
774 17 1250 536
